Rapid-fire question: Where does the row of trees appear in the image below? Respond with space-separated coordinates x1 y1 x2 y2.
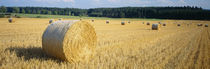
0 6 210 20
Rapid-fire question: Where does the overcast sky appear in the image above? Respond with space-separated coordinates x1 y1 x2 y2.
0 0 210 9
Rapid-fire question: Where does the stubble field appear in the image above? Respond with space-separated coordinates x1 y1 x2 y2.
0 18 209 69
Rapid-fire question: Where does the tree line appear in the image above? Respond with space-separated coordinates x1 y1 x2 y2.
0 6 210 20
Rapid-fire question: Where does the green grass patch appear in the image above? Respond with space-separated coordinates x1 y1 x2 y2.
16 14 162 21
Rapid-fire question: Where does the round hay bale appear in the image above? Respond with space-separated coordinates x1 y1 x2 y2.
128 21 131 24
177 24 181 26
147 22 150 25
91 19 94 22
197 24 203 26
205 24 208 27
163 23 166 26
80 18 82 21
106 20 109 24
8 18 13 23
121 22 125 25
152 24 159 30
49 19 53 24
58 18 62 21
42 20 97 63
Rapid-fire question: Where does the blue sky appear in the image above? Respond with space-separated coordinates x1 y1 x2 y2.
0 0 210 9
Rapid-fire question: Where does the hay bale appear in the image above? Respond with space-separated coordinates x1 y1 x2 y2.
163 23 166 26
152 24 159 30
121 22 125 25
197 24 203 26
8 18 13 23
91 19 94 22
42 20 97 63
58 18 62 21
49 19 53 24
106 20 109 24
147 22 150 25
205 24 208 27
80 18 82 21
177 24 181 26
142 22 144 24
128 21 131 24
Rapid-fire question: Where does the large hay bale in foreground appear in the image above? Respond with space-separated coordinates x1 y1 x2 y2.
42 21 97 63
205 24 208 27
121 22 125 25
8 18 13 23
152 24 159 30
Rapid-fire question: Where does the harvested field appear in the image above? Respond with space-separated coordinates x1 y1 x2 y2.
0 18 209 69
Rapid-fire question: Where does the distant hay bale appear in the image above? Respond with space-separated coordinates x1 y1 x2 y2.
152 24 159 30
205 24 208 27
163 23 166 26
58 18 62 21
158 22 162 24
42 20 97 63
49 19 53 24
8 18 13 23
91 19 94 22
106 20 109 24
121 21 125 25
197 24 203 26
147 22 150 25
128 21 131 23
177 24 181 26
80 18 82 21
142 22 144 24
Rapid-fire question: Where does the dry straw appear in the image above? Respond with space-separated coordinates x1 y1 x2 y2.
8 18 13 23
152 24 159 30
42 20 97 63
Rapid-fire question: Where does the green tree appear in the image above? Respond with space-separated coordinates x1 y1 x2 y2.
0 6 7 13
21 9 25 13
12 7 20 13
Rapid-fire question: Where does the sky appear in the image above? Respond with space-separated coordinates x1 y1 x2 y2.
0 0 210 9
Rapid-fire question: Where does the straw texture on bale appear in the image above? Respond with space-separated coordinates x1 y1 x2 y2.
42 20 97 63
8 18 13 23
152 24 159 30
147 22 150 25
121 22 125 25
205 24 208 27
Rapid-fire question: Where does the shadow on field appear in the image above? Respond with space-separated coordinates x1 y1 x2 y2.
6 47 63 63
